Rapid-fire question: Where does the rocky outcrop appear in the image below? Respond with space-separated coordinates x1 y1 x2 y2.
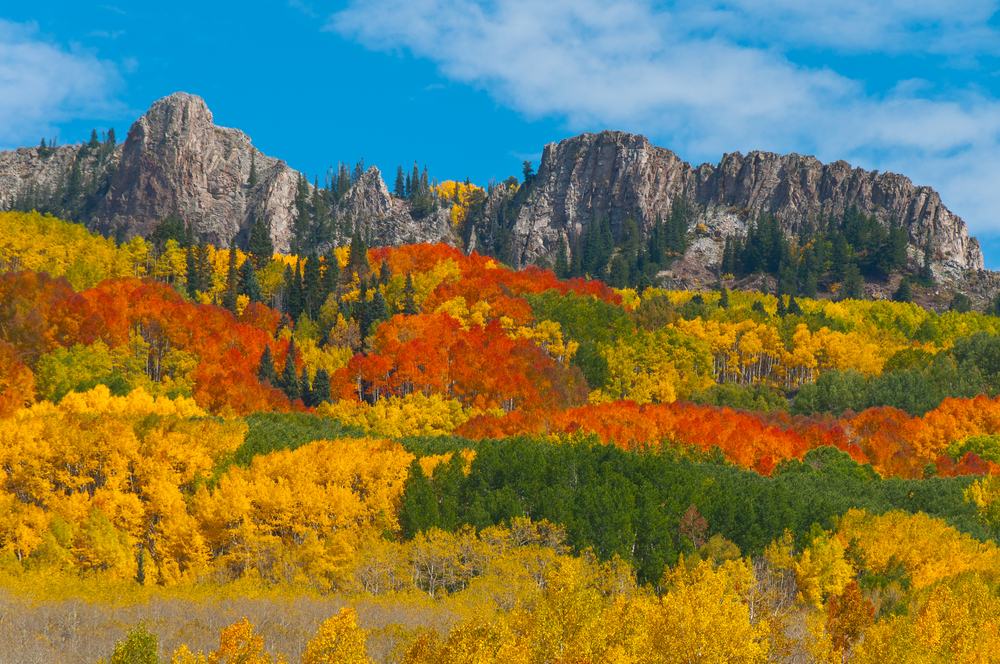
88 92 301 250
0 98 986 279
513 131 983 275
339 167 456 248
0 92 457 254
0 142 122 212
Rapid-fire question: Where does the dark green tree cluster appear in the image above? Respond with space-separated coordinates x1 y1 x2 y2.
526 291 633 390
7 128 119 225
247 216 274 270
407 163 438 219
791 336 996 418
288 159 374 255
474 176 523 266
149 211 192 253
552 197 692 289
254 337 329 407
278 247 340 323
689 382 788 413
722 206 910 300
396 435 988 585
333 234 392 342
184 241 213 298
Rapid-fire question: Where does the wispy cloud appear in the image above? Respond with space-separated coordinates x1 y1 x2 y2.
0 19 126 149
329 0 1000 236
87 30 126 39
289 0 318 18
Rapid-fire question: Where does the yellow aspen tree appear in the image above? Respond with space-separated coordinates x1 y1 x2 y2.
301 608 371 664
651 558 771 664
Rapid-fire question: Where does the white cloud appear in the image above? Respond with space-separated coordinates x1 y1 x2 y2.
0 19 126 149
674 0 1000 55
329 0 1000 236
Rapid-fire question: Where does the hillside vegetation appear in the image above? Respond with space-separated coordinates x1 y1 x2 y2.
2 209 1000 663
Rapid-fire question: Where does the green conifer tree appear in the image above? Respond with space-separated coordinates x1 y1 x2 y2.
292 173 311 255
402 272 418 315
257 344 277 386
569 234 583 279
221 240 239 313
378 259 392 286
312 368 331 404
299 365 313 408
894 278 913 303
303 252 323 319
185 245 201 297
237 258 263 303
922 243 935 281
248 216 274 271
839 263 864 301
280 338 301 401
357 279 372 338
394 166 405 198
372 287 388 328
347 232 370 282
311 176 329 248
555 237 569 279
195 240 212 290
289 260 305 320
248 151 258 189
337 163 351 201
321 252 340 301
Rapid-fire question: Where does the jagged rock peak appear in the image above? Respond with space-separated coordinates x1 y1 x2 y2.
514 130 983 273
340 166 392 220
90 92 302 251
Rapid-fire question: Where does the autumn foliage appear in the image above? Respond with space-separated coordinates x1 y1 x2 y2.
5 216 1000 662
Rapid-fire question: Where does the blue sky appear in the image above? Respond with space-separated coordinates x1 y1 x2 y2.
3 1 1000 266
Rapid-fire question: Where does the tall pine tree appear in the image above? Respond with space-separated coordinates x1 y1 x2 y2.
248 216 274 270
302 252 323 320
185 245 201 297
238 258 263 303
321 252 340 302
248 151 258 189
257 344 277 386
402 272 418 315
280 338 301 401
299 365 313 408
221 240 239 313
394 166 406 198
555 237 569 279
312 368 331 405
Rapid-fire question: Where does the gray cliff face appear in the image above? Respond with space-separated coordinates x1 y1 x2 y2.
90 92 300 250
0 97 985 280
338 167 456 248
0 143 123 209
0 92 456 254
513 131 983 274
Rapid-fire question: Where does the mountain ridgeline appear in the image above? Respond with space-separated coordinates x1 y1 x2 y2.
0 92 993 307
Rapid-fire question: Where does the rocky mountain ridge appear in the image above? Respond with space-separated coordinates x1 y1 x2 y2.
0 92 455 253
0 93 992 304
512 131 983 278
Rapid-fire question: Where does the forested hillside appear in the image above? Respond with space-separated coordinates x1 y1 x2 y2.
2 209 1000 663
